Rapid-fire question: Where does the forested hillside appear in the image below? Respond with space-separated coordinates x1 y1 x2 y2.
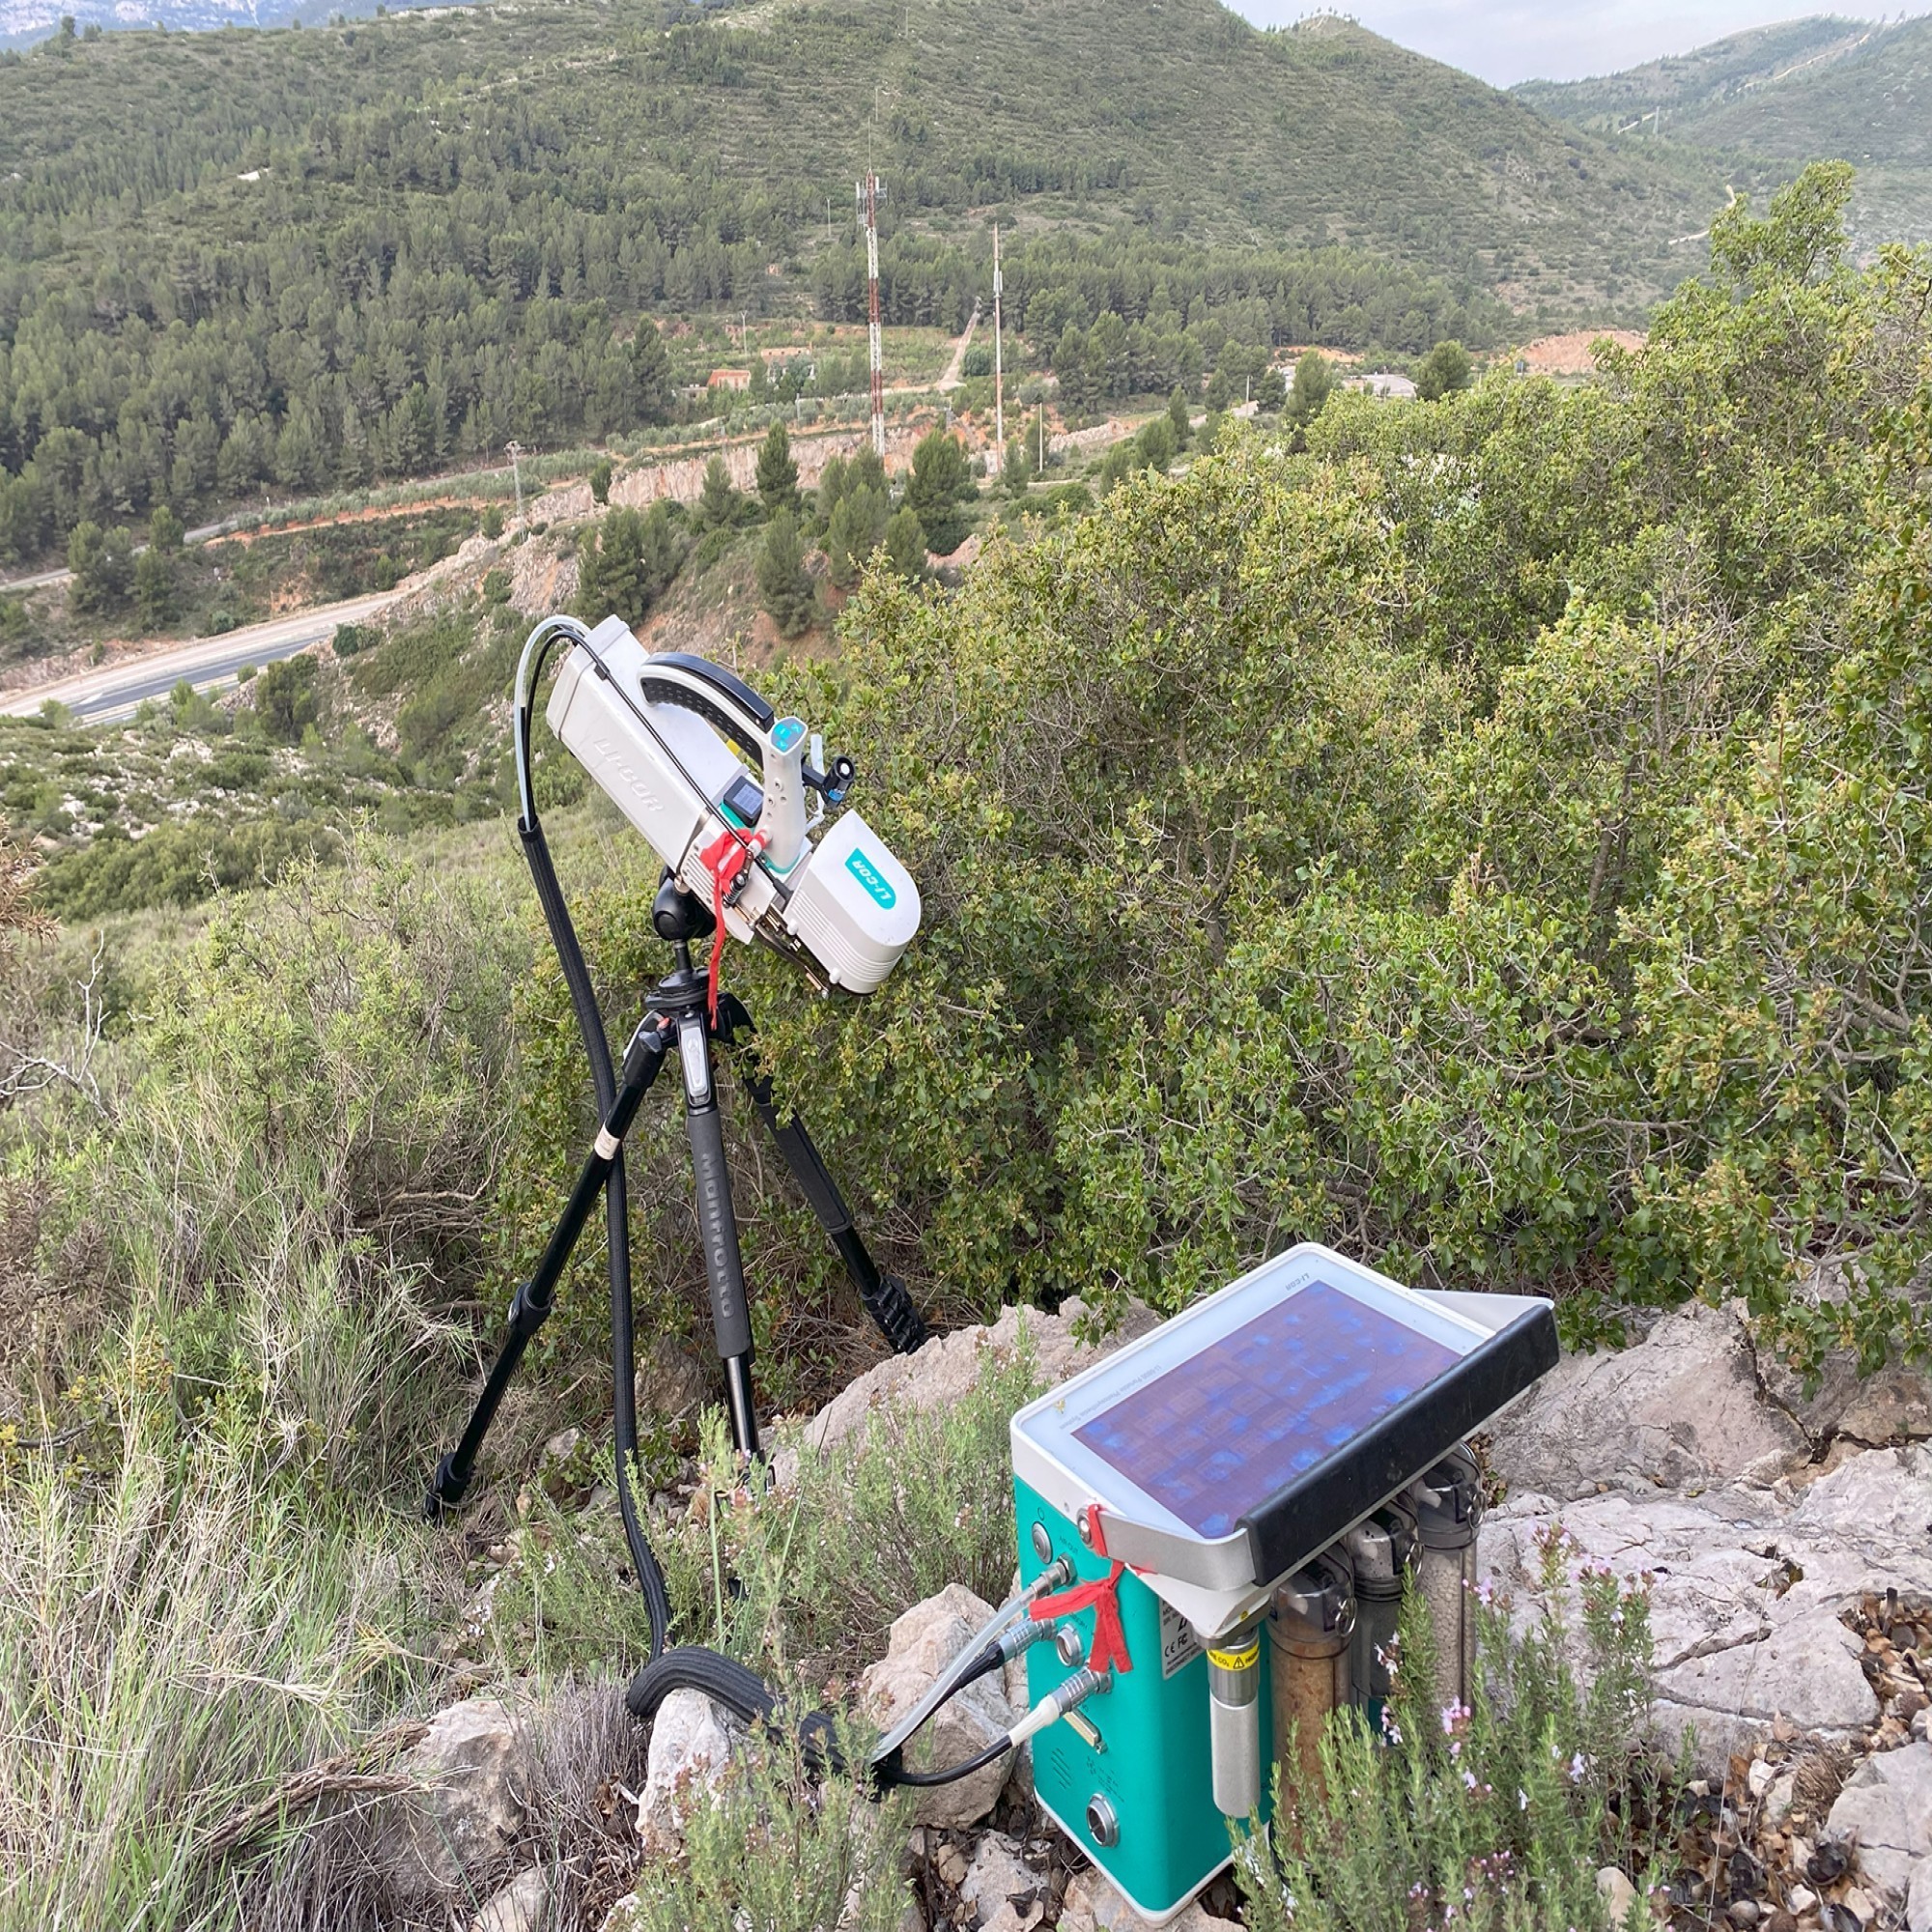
0 0 1728 567
1520 13 1932 249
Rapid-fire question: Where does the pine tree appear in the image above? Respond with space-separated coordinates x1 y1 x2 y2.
756 508 815 636
698 455 740 530
67 521 132 615
906 430 975 556
814 453 849 535
1289 352 1336 426
632 322 673 425
133 545 178 630
1168 385 1192 451
1415 340 1474 402
582 504 688 627
756 423 800 518
590 460 613 505
883 506 927 582
825 484 889 590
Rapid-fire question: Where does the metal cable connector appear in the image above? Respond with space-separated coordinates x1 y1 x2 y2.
1009 1665 1113 1747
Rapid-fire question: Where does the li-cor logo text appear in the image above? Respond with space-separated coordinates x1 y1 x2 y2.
592 735 663 814
844 848 896 908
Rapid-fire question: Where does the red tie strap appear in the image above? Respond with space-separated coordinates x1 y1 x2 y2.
1032 1560 1134 1677
696 825 768 1023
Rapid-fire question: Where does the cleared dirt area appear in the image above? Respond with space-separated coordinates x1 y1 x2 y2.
1515 328 1647 375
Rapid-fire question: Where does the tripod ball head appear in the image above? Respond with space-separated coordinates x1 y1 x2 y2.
653 875 717 944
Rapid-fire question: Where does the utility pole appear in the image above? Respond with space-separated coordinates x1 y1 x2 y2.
857 173 886 458
1037 404 1045 476
506 440 524 523
992 223 1005 470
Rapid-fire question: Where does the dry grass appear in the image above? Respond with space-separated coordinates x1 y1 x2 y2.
0 1411 459 1932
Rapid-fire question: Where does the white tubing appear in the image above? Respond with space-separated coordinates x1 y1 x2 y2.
867 1582 1034 1765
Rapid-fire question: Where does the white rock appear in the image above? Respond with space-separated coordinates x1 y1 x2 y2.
1057 1866 1242 1931
380 1696 526 1901
1829 1743 1932 1897
859 1585 1021 1829
1767 1772 1798 1828
635 1689 742 1856
1598 1866 1639 1924
1747 1758 1776 1799
1788 1885 1818 1914
1755 1342 1932 1452
472 1865 550 1932
1479 1447 1932 1771
1485 1301 1809 1501
1907 1856 1932 1932
958 1832 1046 1932
807 1297 1159 1454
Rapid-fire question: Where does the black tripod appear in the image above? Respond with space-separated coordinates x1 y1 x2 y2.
425 871 924 1514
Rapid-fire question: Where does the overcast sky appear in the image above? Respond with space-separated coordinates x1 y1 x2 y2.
1228 2 1932 87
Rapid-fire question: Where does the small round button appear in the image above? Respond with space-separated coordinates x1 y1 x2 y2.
1086 1794 1120 1847
1030 1520 1052 1561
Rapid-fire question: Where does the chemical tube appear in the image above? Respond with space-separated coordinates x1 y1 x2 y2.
1410 1446 1482 1712
1204 1618 1264 1819
1266 1551 1356 1803
1342 1502 1415 1736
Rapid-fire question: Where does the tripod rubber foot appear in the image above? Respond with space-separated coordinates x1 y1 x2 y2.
863 1273 927 1355
424 1451 470 1520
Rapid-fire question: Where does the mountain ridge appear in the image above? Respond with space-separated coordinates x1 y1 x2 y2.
0 0 1729 317
1517 12 1932 246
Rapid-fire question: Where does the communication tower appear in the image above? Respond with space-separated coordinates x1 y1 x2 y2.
857 174 887 457
993 224 1005 467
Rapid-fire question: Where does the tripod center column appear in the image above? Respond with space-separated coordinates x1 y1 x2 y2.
677 1013 758 1455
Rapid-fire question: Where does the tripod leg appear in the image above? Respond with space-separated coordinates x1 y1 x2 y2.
425 1017 671 1516
714 996 927 1355
673 1011 759 1457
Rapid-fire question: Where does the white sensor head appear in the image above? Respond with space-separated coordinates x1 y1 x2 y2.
544 617 920 993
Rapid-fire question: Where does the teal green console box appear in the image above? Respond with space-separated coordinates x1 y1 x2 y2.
1015 1479 1271 1921
1008 1243 1560 1923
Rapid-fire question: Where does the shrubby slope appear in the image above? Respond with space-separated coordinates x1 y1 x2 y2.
723 163 1932 1369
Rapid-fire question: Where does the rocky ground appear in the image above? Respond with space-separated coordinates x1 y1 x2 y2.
350 1293 1932 1932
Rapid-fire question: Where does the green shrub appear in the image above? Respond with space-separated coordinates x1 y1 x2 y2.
1239 1530 1665 1931
670 167 1932 1371
36 815 336 918
611 1724 911 1932
251 654 319 743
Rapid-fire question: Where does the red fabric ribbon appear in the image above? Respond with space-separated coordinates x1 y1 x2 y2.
696 826 767 1023
1031 1559 1134 1677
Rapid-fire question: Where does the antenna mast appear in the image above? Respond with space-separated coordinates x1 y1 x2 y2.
857 173 887 458
993 223 1004 470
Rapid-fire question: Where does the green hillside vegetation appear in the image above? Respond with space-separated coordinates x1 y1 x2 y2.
0 159 1926 1924
1512 15 1876 125
0 0 1732 570
1520 14 1932 247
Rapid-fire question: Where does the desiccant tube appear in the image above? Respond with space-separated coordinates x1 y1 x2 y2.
1343 1501 1416 1732
1205 1620 1264 1819
1411 1446 1482 1712
1267 1552 1356 1801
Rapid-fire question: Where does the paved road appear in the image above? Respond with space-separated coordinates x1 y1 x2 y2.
0 591 396 724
